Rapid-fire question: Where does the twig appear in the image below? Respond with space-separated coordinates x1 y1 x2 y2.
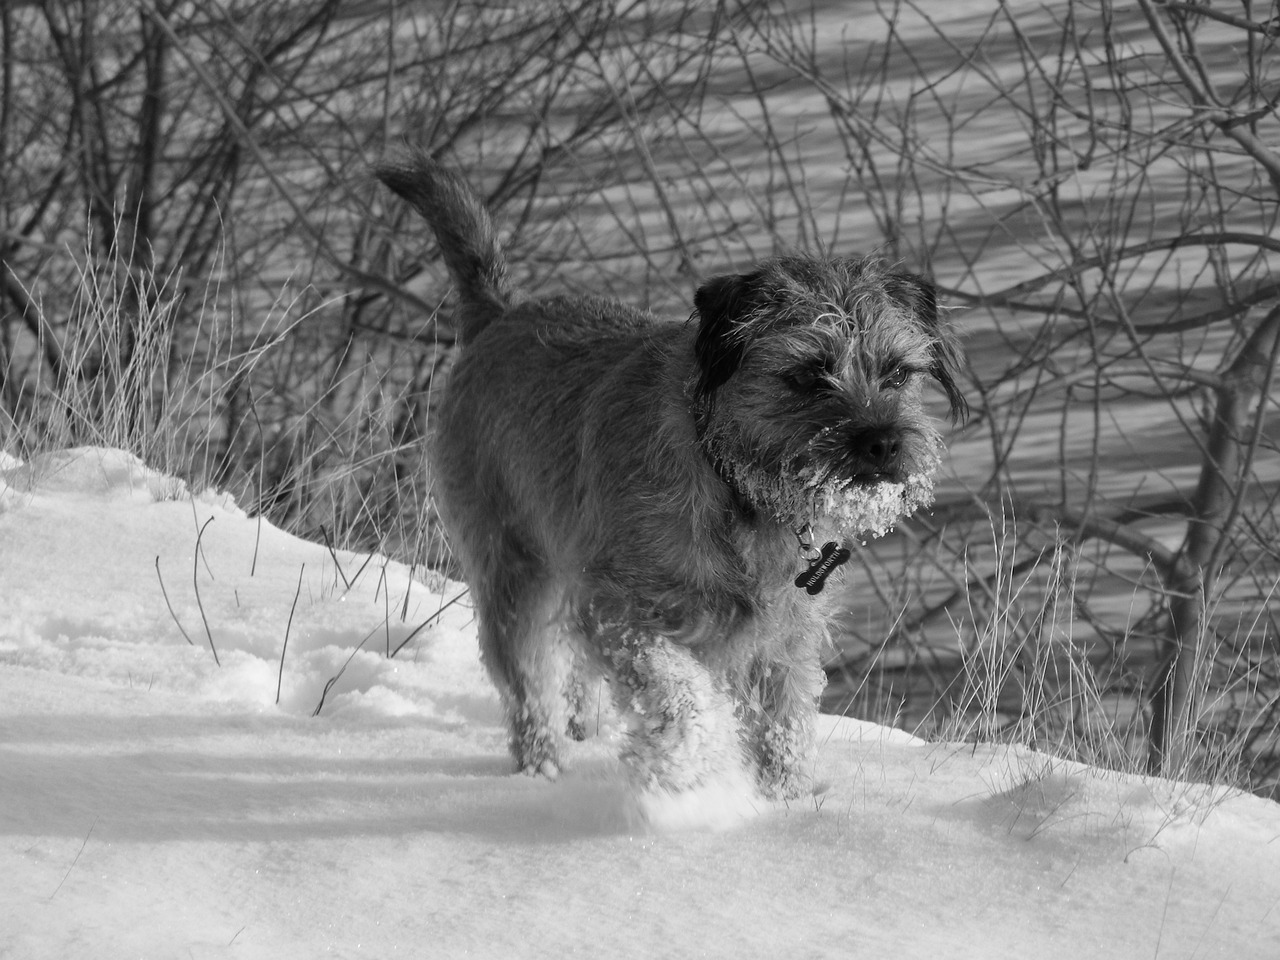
312 623 380 717
193 515 220 666
247 385 265 578
49 816 98 900
155 556 194 646
1156 1 1280 36
378 566 390 656
349 551 376 586
389 588 469 659
277 563 305 705
188 498 216 582
1137 0 1280 195
400 563 416 622
319 525 350 590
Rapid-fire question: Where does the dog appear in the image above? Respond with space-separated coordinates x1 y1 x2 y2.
374 149 965 802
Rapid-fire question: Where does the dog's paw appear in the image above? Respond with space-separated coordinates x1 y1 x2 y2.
631 767 762 832
519 757 561 780
755 767 817 802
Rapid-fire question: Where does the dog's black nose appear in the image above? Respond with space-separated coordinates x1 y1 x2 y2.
856 428 903 479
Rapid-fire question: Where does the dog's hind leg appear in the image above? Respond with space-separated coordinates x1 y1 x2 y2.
469 537 575 778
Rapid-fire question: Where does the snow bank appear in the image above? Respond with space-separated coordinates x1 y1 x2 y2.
1 447 1277 959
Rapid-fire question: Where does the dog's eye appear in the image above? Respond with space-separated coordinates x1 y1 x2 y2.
882 366 912 390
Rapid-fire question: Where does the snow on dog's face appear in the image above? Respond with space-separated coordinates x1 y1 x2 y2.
692 255 963 535
712 449 941 541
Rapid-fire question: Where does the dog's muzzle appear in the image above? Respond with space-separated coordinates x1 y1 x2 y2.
831 426 907 483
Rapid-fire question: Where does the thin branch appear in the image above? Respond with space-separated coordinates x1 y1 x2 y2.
277 563 305 705
48 816 98 900
389 588 469 659
1155 1 1280 37
155 555 194 647
312 622 379 717
192 515 220 667
1138 0 1280 195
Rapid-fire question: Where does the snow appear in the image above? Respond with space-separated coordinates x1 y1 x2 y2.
1 446 1278 959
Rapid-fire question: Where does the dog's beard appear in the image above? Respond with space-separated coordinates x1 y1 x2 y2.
708 430 942 540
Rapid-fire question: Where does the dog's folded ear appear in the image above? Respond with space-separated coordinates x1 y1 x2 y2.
886 272 968 422
693 272 757 398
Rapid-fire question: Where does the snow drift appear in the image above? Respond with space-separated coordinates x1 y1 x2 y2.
1 447 1277 959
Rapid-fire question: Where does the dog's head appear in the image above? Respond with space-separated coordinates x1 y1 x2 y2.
691 256 966 533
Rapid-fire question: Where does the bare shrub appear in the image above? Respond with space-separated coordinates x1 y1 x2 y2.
742 0 1280 792
1 0 762 568
2 0 1276 793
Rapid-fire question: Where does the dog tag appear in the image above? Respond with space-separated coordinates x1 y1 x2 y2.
794 540 851 595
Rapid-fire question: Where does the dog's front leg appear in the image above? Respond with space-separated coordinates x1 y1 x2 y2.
738 651 826 800
602 629 746 794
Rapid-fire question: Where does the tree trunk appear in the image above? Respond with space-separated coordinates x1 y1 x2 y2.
1148 306 1280 775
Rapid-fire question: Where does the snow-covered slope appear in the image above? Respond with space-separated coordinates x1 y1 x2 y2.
1 448 1277 958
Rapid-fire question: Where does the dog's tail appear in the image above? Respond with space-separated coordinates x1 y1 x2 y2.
374 149 510 343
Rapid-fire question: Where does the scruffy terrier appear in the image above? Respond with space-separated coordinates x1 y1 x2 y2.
375 150 964 804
